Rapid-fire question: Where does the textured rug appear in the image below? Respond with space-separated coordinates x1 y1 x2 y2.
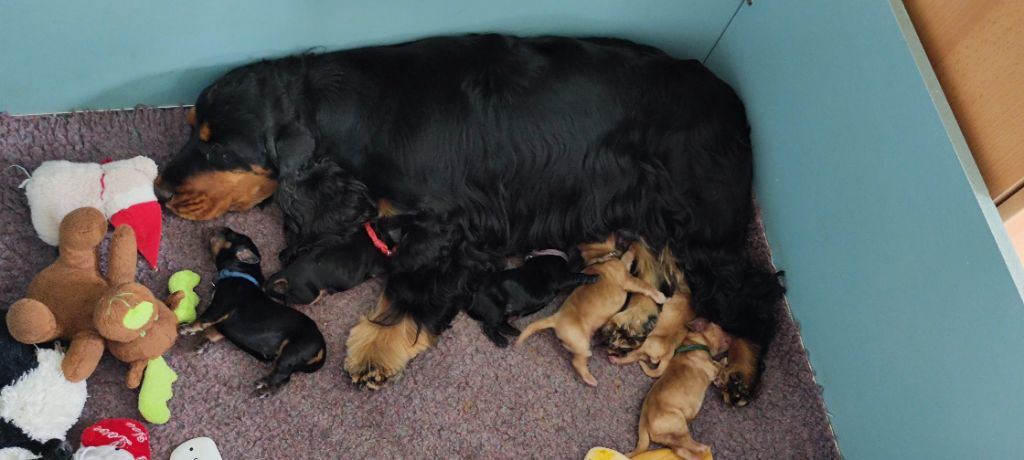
0 109 839 459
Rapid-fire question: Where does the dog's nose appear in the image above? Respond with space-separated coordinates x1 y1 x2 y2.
154 177 174 204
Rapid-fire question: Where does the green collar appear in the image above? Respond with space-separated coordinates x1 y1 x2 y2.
674 343 711 356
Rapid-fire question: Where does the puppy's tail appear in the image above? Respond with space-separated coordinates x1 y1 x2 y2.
515 315 556 346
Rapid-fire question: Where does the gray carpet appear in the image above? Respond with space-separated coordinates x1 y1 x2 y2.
0 108 840 459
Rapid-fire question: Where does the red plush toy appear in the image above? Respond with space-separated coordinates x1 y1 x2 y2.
79 419 152 460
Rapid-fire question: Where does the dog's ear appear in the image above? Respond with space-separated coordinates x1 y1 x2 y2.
719 333 732 353
269 122 316 176
687 318 708 332
235 247 261 265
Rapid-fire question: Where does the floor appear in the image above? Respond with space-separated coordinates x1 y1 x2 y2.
0 108 840 459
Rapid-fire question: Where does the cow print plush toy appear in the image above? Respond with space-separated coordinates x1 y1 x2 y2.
0 315 87 460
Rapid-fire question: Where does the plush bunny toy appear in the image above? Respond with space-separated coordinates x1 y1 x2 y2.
20 156 163 268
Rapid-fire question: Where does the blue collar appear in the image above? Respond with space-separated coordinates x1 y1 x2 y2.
215 269 260 287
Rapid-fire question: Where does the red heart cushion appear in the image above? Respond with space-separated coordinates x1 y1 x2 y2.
80 418 151 460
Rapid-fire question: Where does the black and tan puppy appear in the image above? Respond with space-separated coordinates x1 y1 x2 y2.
266 229 392 305
179 228 326 397
467 249 598 347
266 160 395 305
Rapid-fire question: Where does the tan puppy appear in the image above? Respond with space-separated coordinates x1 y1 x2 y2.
631 319 731 460
516 237 666 386
609 279 695 378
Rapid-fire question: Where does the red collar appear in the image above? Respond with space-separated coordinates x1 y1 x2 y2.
363 221 393 257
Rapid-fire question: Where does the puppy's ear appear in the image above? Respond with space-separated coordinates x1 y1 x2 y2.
265 274 288 300
687 318 708 332
269 123 316 176
719 333 733 353
235 247 261 265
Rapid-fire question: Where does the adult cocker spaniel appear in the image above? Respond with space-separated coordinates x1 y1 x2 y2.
156 34 784 405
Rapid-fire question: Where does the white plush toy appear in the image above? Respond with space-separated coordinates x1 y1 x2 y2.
170 437 222 460
0 322 88 460
72 445 135 460
20 156 163 268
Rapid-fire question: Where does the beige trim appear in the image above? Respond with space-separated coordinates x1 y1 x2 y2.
999 191 1024 264
903 0 1024 202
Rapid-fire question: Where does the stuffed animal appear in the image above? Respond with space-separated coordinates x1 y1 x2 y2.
20 156 163 268
170 437 222 460
78 418 151 460
0 315 87 460
584 447 700 460
72 445 135 460
168 270 201 324
6 207 183 424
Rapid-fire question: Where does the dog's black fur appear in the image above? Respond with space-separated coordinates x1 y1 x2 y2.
266 160 394 304
266 233 391 305
185 228 327 397
158 34 785 402
467 253 598 347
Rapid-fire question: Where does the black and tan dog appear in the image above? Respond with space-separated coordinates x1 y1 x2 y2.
631 319 730 460
157 34 786 400
180 228 326 397
516 238 666 386
467 249 597 347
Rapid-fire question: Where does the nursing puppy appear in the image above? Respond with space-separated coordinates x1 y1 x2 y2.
516 237 666 386
179 228 327 397
467 249 598 347
267 160 394 305
610 278 695 377
631 319 731 460
265 229 392 305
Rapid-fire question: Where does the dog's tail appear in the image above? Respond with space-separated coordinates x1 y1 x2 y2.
515 315 556 346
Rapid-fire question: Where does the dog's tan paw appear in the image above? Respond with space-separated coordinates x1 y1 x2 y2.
346 363 398 391
722 370 754 407
343 296 435 391
719 338 761 407
599 300 659 356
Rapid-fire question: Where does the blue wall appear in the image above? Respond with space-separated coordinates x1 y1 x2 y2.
706 1 1024 458
0 0 740 115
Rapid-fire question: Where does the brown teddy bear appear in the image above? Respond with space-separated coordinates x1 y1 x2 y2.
6 207 181 387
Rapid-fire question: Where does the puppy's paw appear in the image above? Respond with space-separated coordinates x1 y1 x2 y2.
178 323 203 336
193 340 213 356
484 329 511 348
254 379 283 399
